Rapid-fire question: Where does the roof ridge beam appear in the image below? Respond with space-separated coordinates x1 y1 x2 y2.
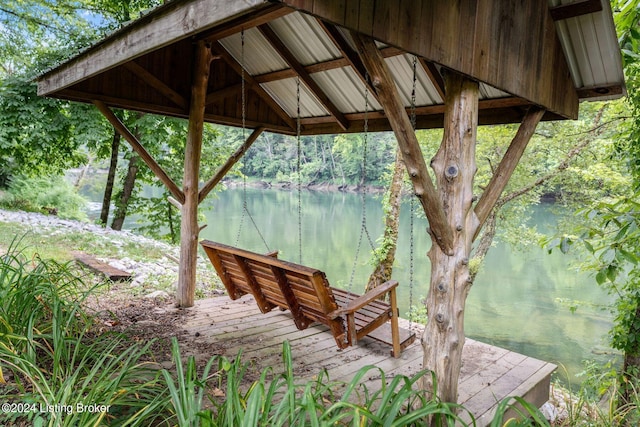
199 3 293 42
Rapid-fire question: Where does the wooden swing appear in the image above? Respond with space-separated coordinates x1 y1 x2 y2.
201 34 415 356
200 240 416 357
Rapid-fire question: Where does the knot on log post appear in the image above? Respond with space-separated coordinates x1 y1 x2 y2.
437 283 447 293
445 164 459 180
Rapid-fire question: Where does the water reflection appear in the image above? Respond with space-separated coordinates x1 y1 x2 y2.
199 187 617 385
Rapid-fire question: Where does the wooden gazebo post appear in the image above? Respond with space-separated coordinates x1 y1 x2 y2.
177 40 213 307
353 32 547 406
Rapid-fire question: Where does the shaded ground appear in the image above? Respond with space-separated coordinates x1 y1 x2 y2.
86 287 223 370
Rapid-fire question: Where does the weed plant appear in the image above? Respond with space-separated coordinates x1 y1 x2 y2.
160 336 550 427
0 241 170 426
0 240 551 426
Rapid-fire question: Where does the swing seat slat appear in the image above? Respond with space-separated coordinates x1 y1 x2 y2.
201 240 416 357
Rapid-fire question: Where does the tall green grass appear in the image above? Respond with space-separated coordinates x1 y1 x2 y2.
159 336 550 427
0 240 170 426
0 239 553 426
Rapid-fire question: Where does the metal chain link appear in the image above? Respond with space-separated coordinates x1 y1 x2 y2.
343 76 375 343
235 29 269 251
296 76 303 264
408 55 418 330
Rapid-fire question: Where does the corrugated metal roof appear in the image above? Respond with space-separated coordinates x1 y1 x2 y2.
261 77 328 118
219 14 531 119
311 67 382 114
550 0 625 99
36 0 625 134
268 12 341 65
218 29 288 76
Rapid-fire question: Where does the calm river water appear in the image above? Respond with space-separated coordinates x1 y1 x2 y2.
196 187 616 385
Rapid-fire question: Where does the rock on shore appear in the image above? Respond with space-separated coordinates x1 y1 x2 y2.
0 209 221 298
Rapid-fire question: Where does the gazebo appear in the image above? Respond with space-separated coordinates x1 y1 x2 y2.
37 0 624 408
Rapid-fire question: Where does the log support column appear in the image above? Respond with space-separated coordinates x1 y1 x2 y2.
177 40 213 308
422 72 479 405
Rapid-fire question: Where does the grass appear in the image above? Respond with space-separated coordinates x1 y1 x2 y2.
0 221 168 263
0 239 555 426
0 218 221 298
0 240 171 426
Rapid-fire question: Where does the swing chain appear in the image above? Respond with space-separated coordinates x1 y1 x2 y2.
235 28 270 251
344 74 376 343
408 55 418 330
296 76 303 264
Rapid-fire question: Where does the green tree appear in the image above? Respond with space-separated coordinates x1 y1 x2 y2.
545 0 640 410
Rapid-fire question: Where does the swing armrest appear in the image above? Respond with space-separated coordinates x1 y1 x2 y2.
264 250 279 258
328 280 398 319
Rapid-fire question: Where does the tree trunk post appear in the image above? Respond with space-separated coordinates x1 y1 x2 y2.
177 40 212 308
422 72 479 406
100 129 120 226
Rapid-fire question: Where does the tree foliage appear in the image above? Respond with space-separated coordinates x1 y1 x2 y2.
542 0 640 404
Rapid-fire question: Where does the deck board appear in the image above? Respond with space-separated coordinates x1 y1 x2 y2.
179 295 555 426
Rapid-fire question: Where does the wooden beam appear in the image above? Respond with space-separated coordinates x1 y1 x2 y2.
177 40 212 308
280 0 579 120
352 32 453 255
577 84 625 99
418 58 445 101
318 20 379 98
37 0 271 96
199 127 265 203
253 45 403 84
258 23 350 131
123 61 188 110
93 100 184 204
199 3 292 42
211 41 297 131
473 107 545 239
550 0 602 21
205 83 244 106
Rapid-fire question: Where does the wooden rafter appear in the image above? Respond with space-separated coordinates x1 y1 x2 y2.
205 83 245 106
198 3 292 42
93 100 185 204
123 61 188 110
199 127 265 203
550 0 602 21
258 23 350 131
352 32 453 255
253 45 403 84
211 42 297 131
473 106 546 239
418 58 446 101
318 20 379 97
577 84 625 99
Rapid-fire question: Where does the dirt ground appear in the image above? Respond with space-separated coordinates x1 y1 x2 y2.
86 284 221 370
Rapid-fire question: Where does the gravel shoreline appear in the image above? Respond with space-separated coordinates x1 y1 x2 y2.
0 208 222 297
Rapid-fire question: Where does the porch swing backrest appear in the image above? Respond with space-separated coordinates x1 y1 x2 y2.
200 240 411 357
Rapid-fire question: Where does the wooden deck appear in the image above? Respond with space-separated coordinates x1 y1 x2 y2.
181 295 556 426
